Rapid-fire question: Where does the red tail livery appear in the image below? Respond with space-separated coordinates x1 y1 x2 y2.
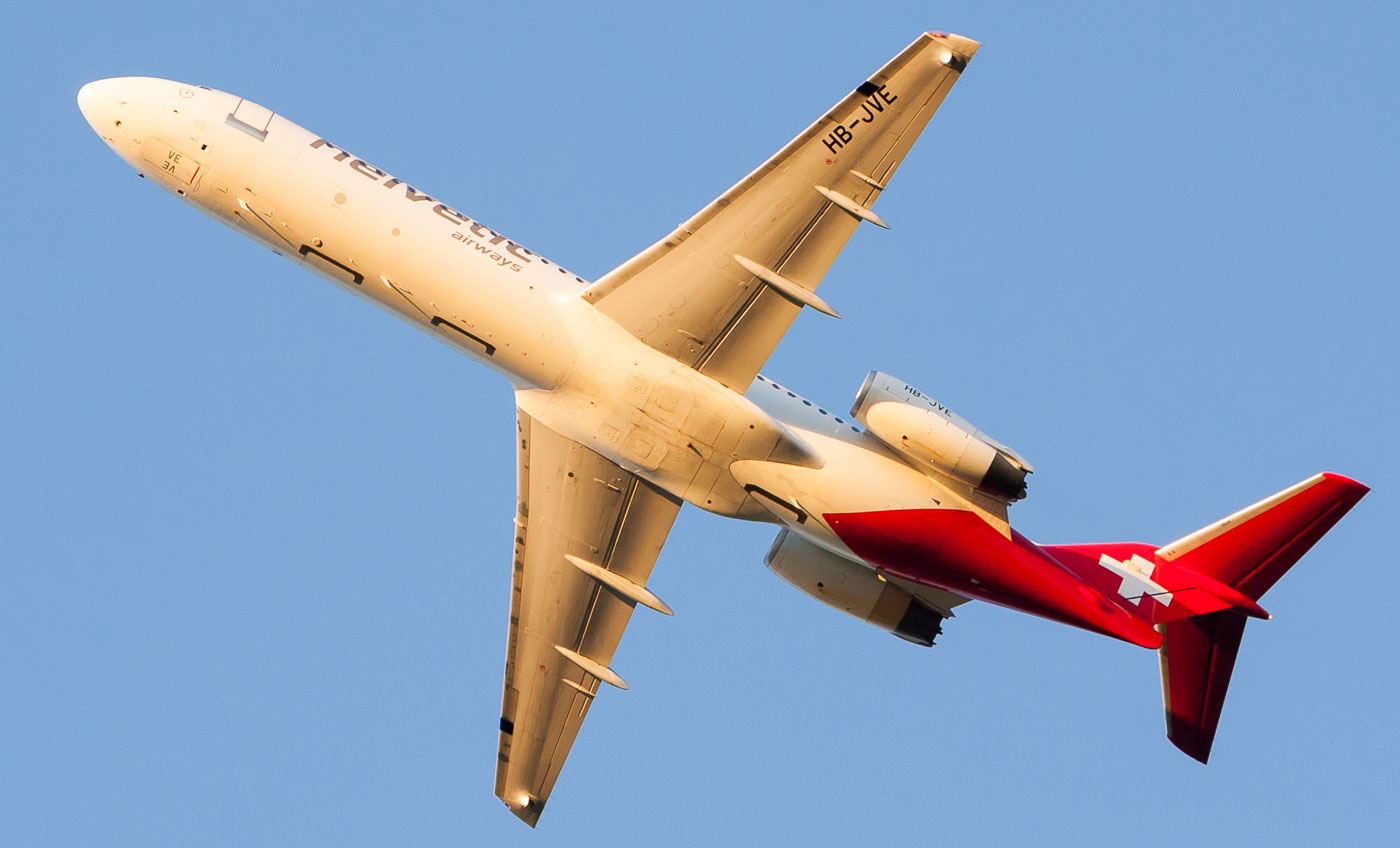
828 473 1367 762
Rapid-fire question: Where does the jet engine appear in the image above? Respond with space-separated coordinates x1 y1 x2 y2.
765 529 945 646
850 371 1033 501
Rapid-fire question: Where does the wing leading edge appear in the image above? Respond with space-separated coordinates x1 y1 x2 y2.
495 408 682 826
583 32 980 391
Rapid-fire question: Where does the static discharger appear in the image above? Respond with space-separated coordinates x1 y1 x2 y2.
733 254 842 318
565 554 674 615
814 185 890 229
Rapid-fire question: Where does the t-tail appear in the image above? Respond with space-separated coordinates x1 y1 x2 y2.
1040 473 1368 762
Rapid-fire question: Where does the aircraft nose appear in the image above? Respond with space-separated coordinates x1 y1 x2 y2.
77 78 126 138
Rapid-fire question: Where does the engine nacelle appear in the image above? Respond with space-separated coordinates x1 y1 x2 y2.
765 529 944 646
850 371 1033 501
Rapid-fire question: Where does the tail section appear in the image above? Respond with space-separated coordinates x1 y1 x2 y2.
1151 472 1368 761
1045 473 1368 762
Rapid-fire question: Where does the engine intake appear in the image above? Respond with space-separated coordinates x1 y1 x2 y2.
851 371 1033 501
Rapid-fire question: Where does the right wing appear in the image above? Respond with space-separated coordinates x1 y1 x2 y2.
495 408 682 826
582 32 979 391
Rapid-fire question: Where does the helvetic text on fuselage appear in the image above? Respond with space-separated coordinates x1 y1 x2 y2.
309 137 534 271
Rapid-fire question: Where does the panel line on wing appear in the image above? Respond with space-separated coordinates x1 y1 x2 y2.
567 555 675 615
568 476 638 654
692 203 832 371
570 475 678 650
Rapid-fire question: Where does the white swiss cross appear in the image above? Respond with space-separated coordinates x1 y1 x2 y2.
1097 553 1174 607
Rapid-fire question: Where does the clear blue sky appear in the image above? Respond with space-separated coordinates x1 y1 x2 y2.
5 2 1396 845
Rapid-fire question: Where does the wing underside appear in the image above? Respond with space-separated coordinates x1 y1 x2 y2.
583 32 980 391
494 33 981 825
495 408 682 826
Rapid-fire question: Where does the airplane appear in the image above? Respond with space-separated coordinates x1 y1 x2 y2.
77 32 1367 826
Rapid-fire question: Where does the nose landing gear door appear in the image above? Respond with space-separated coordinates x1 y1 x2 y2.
226 98 274 140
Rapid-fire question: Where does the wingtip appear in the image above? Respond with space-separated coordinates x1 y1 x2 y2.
506 795 544 827
927 31 981 56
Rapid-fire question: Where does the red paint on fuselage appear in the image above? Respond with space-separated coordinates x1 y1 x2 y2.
825 509 1163 648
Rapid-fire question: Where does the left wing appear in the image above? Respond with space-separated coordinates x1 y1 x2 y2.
582 32 979 391
495 408 682 826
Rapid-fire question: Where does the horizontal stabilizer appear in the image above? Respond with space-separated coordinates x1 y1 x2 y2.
1156 472 1369 601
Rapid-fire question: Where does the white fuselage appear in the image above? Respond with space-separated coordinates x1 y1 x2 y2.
77 77 996 558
